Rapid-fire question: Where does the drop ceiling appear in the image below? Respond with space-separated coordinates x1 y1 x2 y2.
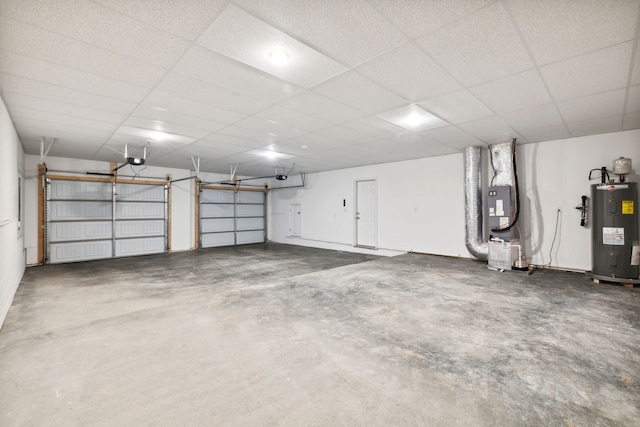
0 0 638 177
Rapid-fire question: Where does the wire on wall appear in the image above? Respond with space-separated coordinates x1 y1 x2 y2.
545 209 561 267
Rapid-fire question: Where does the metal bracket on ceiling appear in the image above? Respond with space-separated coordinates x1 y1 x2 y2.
191 156 200 178
230 163 239 183
40 137 57 163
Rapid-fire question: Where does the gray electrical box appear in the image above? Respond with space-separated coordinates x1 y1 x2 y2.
488 185 516 241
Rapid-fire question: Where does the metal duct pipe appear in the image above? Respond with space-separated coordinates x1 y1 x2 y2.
464 146 488 260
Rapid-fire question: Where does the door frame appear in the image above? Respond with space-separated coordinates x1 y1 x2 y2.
354 178 377 249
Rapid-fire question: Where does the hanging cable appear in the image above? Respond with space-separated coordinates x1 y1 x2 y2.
545 209 561 267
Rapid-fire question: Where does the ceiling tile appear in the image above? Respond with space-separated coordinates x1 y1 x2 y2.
197 4 346 88
376 105 448 131
232 116 309 139
500 104 564 131
234 0 408 67
278 91 367 124
200 132 267 150
623 112 640 130
3 91 127 125
0 0 191 69
424 126 485 150
416 2 534 86
540 42 632 101
507 0 639 65
14 118 113 144
131 105 227 134
216 126 283 147
122 117 213 139
632 43 640 85
175 46 304 103
627 86 640 113
91 0 227 40
317 126 376 145
369 0 494 39
387 132 459 158
0 73 138 114
566 115 623 137
258 144 310 157
278 133 344 152
518 124 571 143
357 43 462 102
0 50 149 103
0 16 167 88
141 92 245 125
156 72 271 115
114 126 197 145
557 89 627 123
44 143 107 160
253 105 335 132
179 140 250 159
470 69 552 114
103 136 183 158
10 105 120 132
456 116 518 143
418 90 493 124
344 116 406 139
313 71 406 114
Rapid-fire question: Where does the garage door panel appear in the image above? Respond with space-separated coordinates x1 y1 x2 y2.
236 204 263 217
50 241 112 263
50 201 112 221
49 221 112 242
237 191 264 204
201 204 234 218
50 181 112 200
236 217 264 231
236 230 264 244
116 184 165 201
201 232 235 248
115 237 165 257
201 218 235 233
116 202 165 219
116 220 164 238
201 190 234 203
47 179 168 264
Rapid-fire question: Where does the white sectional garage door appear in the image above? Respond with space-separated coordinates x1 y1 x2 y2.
199 188 265 248
115 183 167 258
46 179 168 264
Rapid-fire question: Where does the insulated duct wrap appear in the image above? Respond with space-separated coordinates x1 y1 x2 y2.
464 143 518 260
490 142 515 187
464 146 488 260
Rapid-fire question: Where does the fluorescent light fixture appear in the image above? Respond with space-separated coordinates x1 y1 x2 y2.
269 50 289 65
376 105 448 131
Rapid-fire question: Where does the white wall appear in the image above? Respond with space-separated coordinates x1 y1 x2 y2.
0 96 25 328
19 129 640 272
269 129 640 271
519 130 640 270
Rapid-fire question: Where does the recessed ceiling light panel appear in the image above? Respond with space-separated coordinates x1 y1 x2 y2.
376 105 448 131
269 50 289 65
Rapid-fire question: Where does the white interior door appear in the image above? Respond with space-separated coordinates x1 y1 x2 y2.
356 179 376 248
290 204 302 237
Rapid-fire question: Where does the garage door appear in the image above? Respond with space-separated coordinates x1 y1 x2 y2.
199 187 265 248
46 179 168 264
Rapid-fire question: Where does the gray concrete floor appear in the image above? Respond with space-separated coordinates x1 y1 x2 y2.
1 243 639 426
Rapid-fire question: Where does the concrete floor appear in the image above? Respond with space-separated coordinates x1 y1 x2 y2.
1 243 639 426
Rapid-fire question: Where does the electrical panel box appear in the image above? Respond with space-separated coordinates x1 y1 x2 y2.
488 185 516 241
